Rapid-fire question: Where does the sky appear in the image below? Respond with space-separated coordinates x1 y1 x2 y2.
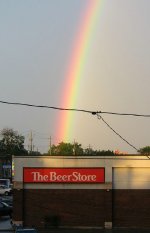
0 0 150 154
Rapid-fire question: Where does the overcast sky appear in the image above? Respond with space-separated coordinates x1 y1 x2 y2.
0 0 150 154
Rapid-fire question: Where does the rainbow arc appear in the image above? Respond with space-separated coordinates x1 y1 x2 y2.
56 0 103 142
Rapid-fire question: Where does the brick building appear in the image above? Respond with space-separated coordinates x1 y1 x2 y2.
13 155 150 229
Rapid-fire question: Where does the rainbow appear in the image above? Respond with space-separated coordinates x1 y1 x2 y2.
56 0 103 143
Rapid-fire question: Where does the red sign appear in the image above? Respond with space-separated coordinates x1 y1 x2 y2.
23 168 105 183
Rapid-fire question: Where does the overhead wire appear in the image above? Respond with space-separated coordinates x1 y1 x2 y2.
0 100 92 114
0 100 150 117
96 114 139 152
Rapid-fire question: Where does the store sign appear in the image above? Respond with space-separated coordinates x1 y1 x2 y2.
23 168 105 183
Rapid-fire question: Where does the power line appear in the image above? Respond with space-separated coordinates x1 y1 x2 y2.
96 113 138 152
0 100 92 114
0 99 149 154
96 111 150 117
0 100 150 117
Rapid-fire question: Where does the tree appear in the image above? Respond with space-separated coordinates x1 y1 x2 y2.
28 150 41 156
84 147 96 155
48 141 115 156
49 142 83 155
138 146 150 155
84 148 114 156
0 128 28 156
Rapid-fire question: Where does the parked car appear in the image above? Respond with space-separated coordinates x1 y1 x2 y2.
15 228 38 233
0 185 12 196
0 179 10 188
0 196 13 206
0 201 12 217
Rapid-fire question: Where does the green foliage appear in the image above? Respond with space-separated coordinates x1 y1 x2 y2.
50 142 83 155
48 141 114 156
0 128 28 156
84 148 114 156
138 146 150 155
28 151 41 156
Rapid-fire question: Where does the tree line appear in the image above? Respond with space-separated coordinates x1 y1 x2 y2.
0 128 149 156
48 141 114 156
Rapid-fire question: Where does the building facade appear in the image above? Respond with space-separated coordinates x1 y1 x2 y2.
0 155 12 180
13 155 150 229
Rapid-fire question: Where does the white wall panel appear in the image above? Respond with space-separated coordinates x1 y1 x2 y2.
113 168 150 189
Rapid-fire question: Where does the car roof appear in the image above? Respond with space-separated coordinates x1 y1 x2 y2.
16 229 37 233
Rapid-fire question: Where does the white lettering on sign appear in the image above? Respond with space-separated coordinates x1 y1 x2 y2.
50 172 72 182
31 172 48 182
49 171 96 182
72 172 96 182
31 171 97 182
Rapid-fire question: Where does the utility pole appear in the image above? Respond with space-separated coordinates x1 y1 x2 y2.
49 136 52 155
73 140 76 155
29 131 33 154
88 144 91 155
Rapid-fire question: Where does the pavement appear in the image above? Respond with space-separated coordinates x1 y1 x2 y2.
0 216 13 231
36 228 150 233
0 225 150 233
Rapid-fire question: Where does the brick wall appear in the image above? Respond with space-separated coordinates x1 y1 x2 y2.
112 189 150 228
13 188 150 229
13 189 23 221
22 189 107 228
